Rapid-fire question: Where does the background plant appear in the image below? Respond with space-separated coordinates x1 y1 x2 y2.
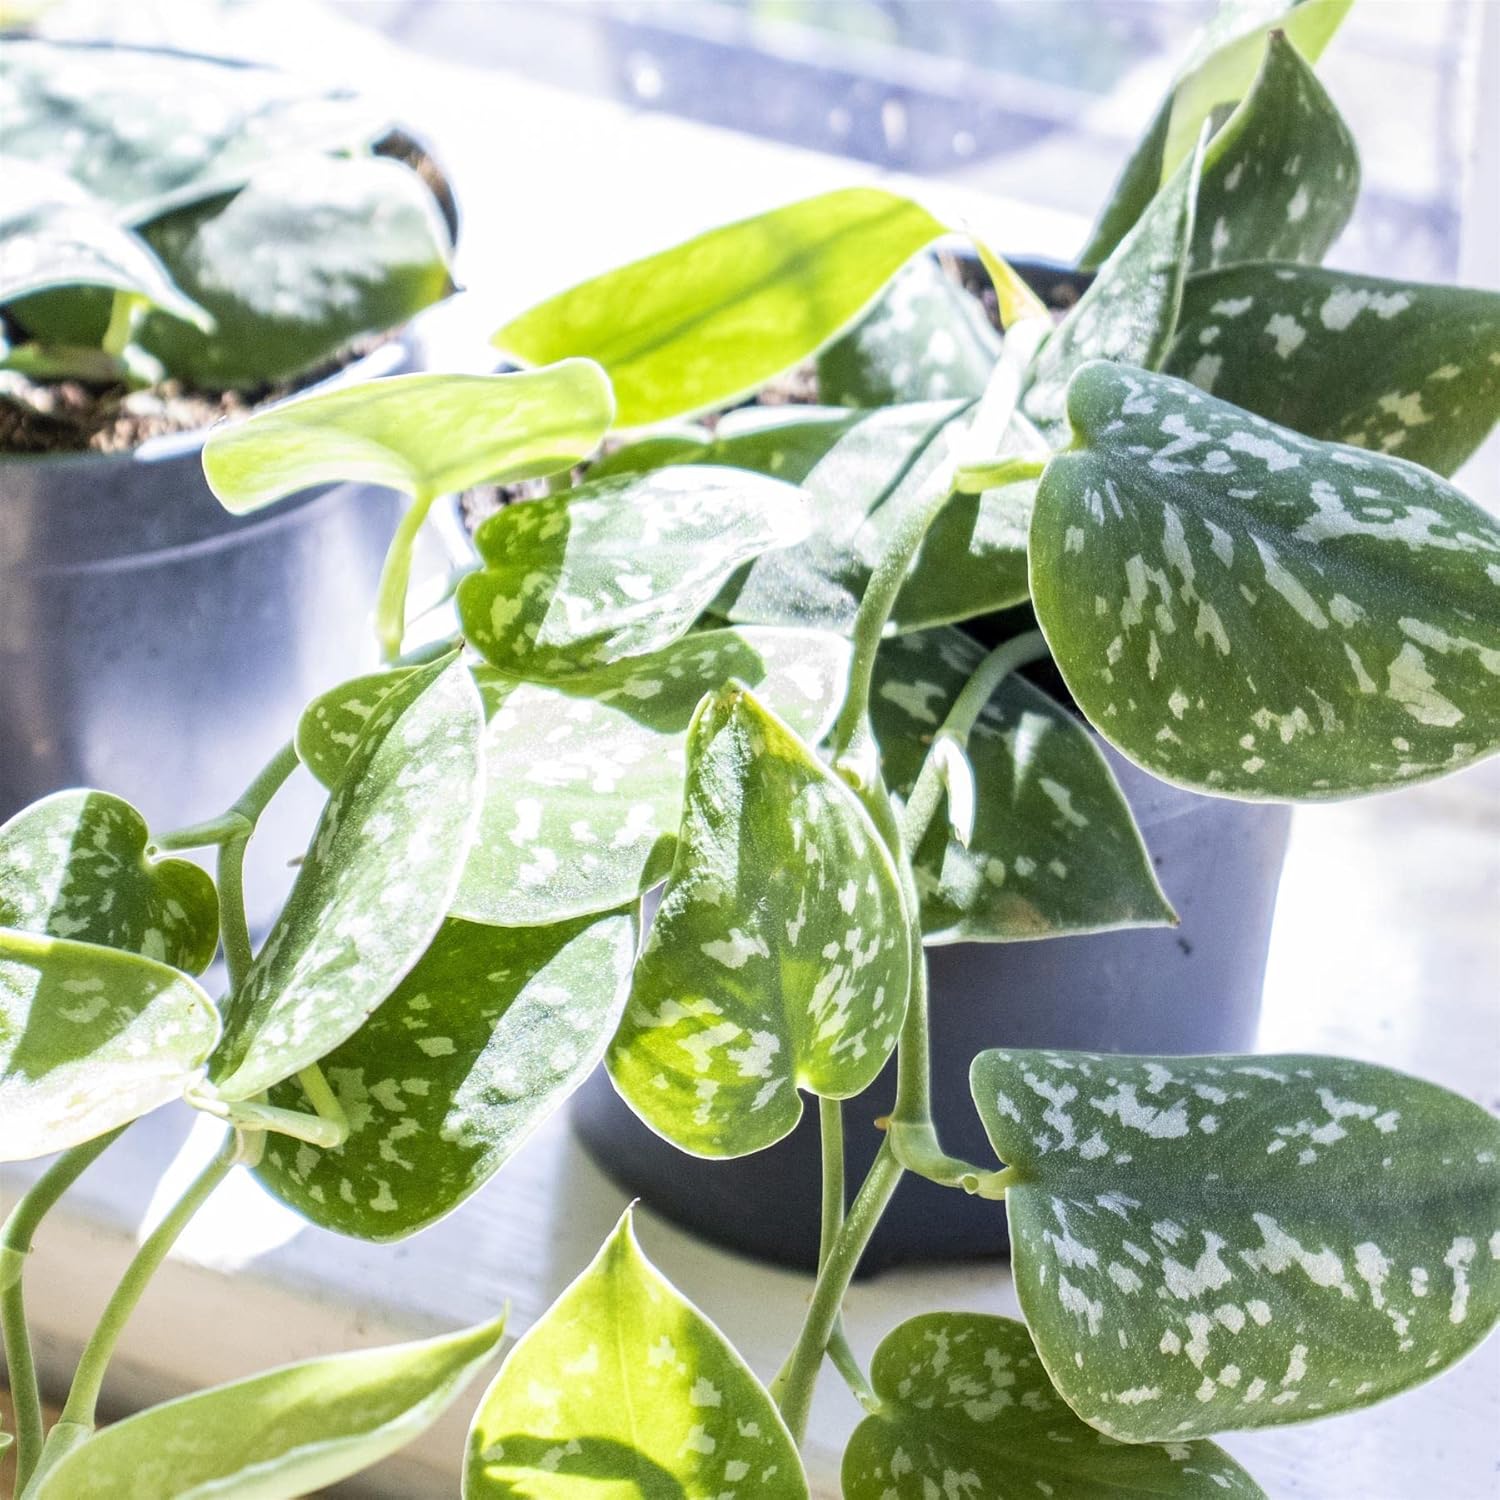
3 3 1500 1496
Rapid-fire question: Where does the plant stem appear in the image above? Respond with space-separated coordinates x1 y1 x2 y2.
1 1130 123 1491
376 488 437 663
296 1064 349 1143
817 1096 844 1269
31 1131 245 1487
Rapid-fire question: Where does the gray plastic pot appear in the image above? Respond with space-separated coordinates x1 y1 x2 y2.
572 739 1292 1273
0 343 409 921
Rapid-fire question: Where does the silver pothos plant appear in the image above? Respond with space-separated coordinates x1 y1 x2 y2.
3 5 1499 1497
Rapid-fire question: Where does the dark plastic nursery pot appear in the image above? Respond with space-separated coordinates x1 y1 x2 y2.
573 253 1293 1273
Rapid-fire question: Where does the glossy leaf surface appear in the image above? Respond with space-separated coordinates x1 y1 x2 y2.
816 254 999 408
0 38 388 224
1023 134 1203 442
203 361 613 514
1166 262 1500 478
295 667 418 789
457 466 810 677
872 630 1172 943
1031 362 1500 797
0 790 218 973
137 154 453 389
465 1211 806 1498
36 1313 507 1500
843 1313 1263 1499
1 931 219 1160
1079 0 1353 267
493 186 945 427
972 1048 1500 1442
211 659 484 1100
257 909 636 1240
1189 31 1357 272
608 687 910 1157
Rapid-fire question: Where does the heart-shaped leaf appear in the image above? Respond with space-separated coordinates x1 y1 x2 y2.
1079 1 1353 268
0 38 389 224
457 626 851 927
1030 361 1500 797
871 630 1172 943
0 790 219 973
1166 262 1500 478
971 1048 1500 1443
1189 30 1357 273
204 361 614 514
607 685 910 1158
1 929 220 1161
843 1312 1264 1499
1023 131 1204 443
135 153 451 390
493 186 946 428
457 466 811 677
295 667 419 790
210 658 484 1100
256 908 636 1240
465 1210 806 1498
816 254 999 408
34 1311 507 1500
0 162 210 329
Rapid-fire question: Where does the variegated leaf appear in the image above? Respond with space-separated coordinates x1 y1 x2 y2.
1189 30 1357 273
871 630 1172 943
816 255 999 408
456 466 810 677
465 1210 807 1498
1166 262 1500 478
210 658 484 1100
0 790 218 974
843 1313 1263 1499
971 1048 1500 1442
257 909 635 1240
607 686 910 1158
455 627 850 927
1030 361 1500 798
1 930 220 1160
295 666 419 789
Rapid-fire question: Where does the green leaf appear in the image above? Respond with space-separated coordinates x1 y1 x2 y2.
843 1312 1264 1499
1 929 220 1161
256 908 636 1240
607 685 910 1158
210 658 484 1100
871 630 1173 943
1079 0 1353 267
465 1210 806 1498
816 254 999 408
0 791 219 974
971 1048 1500 1442
493 186 946 428
1189 30 1357 273
455 626 852 927
35 1312 507 1500
0 38 389 224
1022 131 1205 443
0 162 211 329
1166 262 1500 478
203 361 614 514
295 667 419 789
1029 361 1500 798
134 154 452 390
456 465 810 677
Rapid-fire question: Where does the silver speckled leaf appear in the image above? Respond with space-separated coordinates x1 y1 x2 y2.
1 930 220 1160
871 630 1172 943
1029 361 1500 798
971 1048 1500 1442
0 789 219 974
843 1313 1263 1499
457 466 811 677
295 667 419 790
465 1210 807 1498
608 686 910 1158
210 658 484 1100
257 908 636 1241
